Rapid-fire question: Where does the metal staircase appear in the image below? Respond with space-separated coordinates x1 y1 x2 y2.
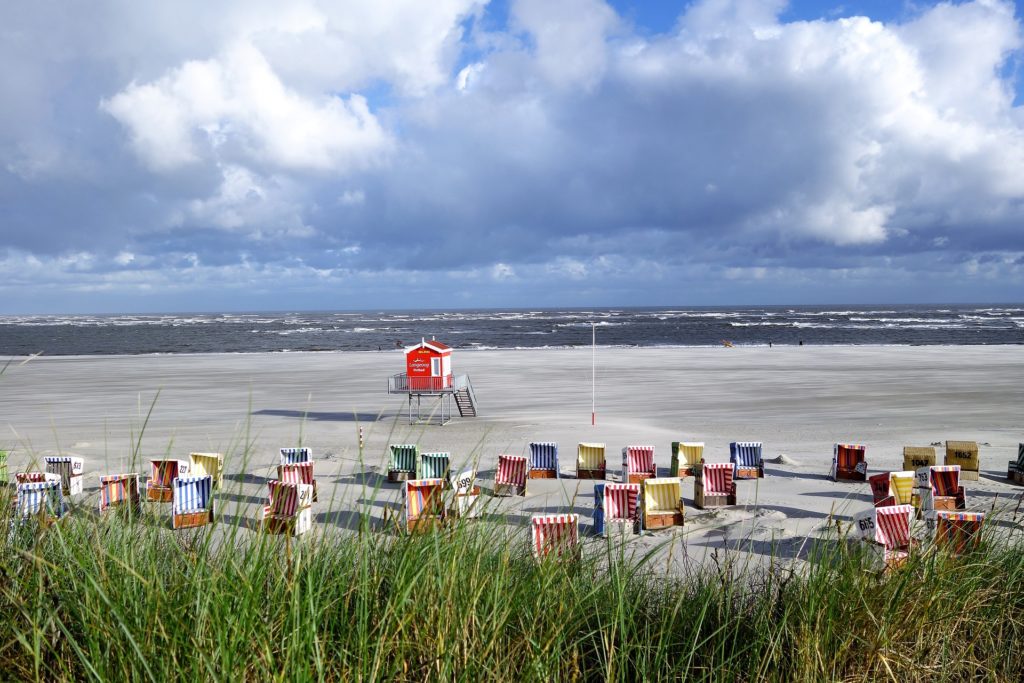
454 375 478 417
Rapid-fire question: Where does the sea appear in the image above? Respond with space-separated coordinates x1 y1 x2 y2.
0 305 1021 356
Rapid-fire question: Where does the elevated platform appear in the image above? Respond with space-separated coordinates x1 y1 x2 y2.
387 373 479 424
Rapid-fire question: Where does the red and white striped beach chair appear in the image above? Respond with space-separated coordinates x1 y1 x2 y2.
831 443 867 482
694 461 736 509
449 468 482 519
853 504 915 571
15 471 62 486
405 478 445 532
576 442 606 480
642 477 685 530
915 465 966 513
494 454 527 496
261 480 313 536
278 461 318 502
171 475 214 530
598 483 639 536
622 445 656 484
868 471 915 508
98 473 141 514
528 442 560 479
44 456 84 495
530 513 580 560
927 510 985 554
147 459 189 502
670 442 703 478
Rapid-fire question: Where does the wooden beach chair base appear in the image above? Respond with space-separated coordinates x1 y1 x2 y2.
694 489 736 509
627 473 654 485
833 470 866 483
1010 466 1024 485
576 468 605 480
263 507 312 536
734 466 763 480
147 486 173 503
493 483 525 496
674 466 694 478
644 509 685 530
528 469 558 480
407 516 444 533
173 510 213 530
388 470 411 483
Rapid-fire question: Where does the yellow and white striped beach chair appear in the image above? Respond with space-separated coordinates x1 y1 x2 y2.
642 477 684 530
670 442 703 478
188 452 224 489
868 471 916 508
576 442 606 480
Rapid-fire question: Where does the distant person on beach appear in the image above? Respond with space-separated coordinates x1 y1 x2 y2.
768 341 772 348
395 340 403 349
799 340 804 346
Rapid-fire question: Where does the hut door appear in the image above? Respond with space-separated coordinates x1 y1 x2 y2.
431 357 441 377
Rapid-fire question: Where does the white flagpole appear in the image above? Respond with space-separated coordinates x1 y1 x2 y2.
591 322 596 426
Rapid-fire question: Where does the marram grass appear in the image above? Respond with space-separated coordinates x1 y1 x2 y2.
0 491 1022 683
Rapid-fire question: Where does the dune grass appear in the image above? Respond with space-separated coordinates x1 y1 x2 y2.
0 483 1022 683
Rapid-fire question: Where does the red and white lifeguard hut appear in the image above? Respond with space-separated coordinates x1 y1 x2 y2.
388 338 477 425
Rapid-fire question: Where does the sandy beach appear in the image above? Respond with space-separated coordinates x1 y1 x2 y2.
2 345 1021 564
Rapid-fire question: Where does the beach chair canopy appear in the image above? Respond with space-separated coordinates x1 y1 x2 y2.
530 514 579 559
835 444 866 469
405 478 444 522
280 447 312 465
643 478 682 514
278 461 315 486
189 452 224 482
623 446 656 479
730 442 762 467
15 480 65 520
673 442 704 466
603 483 640 522
172 476 213 515
150 460 188 487
389 444 417 472
577 443 606 470
44 456 83 481
418 452 451 480
99 474 140 512
702 463 734 495
529 442 559 471
496 454 528 487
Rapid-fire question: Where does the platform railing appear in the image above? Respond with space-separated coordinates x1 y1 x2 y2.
388 374 456 393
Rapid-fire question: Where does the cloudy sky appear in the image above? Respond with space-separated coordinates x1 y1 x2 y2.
2 0 1023 313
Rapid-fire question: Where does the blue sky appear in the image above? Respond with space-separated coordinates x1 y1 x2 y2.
1 0 1023 313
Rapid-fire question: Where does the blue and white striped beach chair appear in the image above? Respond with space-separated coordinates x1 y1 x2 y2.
528 442 560 479
171 475 214 530
730 442 764 479
15 480 66 525
280 447 313 465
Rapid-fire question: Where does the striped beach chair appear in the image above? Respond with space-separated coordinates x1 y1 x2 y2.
14 480 66 525
278 461 318 502
404 478 445 532
576 442 606 480
44 456 84 495
642 477 684 530
670 442 703 478
494 454 527 496
98 473 140 514
530 513 579 560
916 465 966 513
622 445 656 484
417 451 451 482
528 442 560 479
927 510 985 554
280 447 313 465
944 440 979 481
15 471 62 485
171 475 214 530
903 445 936 472
261 480 313 536
831 443 867 482
147 459 189 502
388 444 418 482
189 452 224 489
449 468 482 519
1008 443 1024 484
868 471 916 508
730 442 764 480
596 482 639 536
694 461 736 509
853 504 915 571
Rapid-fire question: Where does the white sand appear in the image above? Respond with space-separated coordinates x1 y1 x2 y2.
2 345 1022 564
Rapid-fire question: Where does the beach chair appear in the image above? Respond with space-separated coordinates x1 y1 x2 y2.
903 446 936 472
449 468 482 519
528 442 560 479
927 510 985 554
44 456 84 495
642 477 685 530
852 504 915 571
15 471 61 485
621 445 656 484
388 444 418 482
530 513 580 560
868 471 915 508
98 473 141 514
404 478 445 532
670 442 703 478
830 443 867 482
916 465 967 513
595 482 640 536
494 454 527 496
694 461 737 509
13 480 66 527
944 440 979 481
171 475 214 530
1008 443 1024 484
147 459 189 502
261 480 313 536
576 442 606 480
188 452 224 489
730 442 764 479
278 462 318 502
417 451 451 482
0 450 7 486
280 447 313 465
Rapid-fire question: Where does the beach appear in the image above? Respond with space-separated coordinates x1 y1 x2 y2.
2 344 1021 563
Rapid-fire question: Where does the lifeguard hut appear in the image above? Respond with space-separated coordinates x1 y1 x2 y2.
387 338 478 425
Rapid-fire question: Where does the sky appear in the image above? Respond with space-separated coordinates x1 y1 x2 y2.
1 0 1023 313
